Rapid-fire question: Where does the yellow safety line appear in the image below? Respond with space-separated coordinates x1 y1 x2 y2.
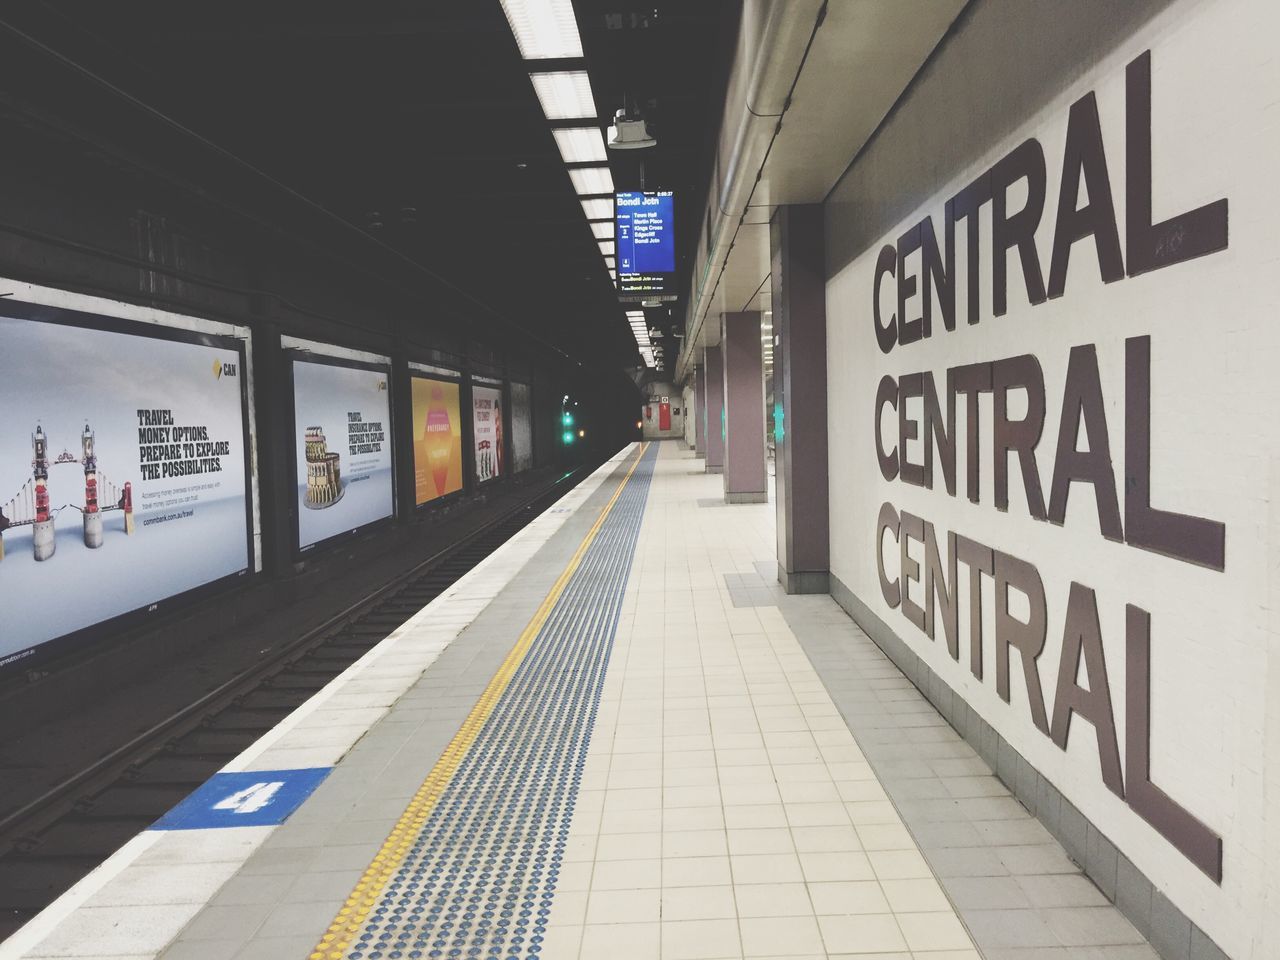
309 443 648 960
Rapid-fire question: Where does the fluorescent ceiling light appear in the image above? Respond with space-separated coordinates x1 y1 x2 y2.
604 256 616 268
500 0 583 60
580 198 612 220
590 221 613 240
568 166 614 196
530 71 595 120
598 239 615 256
552 127 607 165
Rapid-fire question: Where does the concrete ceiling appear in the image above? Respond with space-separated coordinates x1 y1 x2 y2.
682 0 966 367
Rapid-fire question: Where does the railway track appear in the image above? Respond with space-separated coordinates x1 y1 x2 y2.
0 462 596 942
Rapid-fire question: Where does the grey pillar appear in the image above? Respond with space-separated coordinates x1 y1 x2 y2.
693 363 707 456
721 311 767 503
772 204 829 593
703 345 724 472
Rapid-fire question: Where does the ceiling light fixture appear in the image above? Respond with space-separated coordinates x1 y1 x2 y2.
568 166 615 195
607 107 657 150
580 197 612 220
590 221 614 240
552 127 608 165
499 0 583 60
530 71 596 120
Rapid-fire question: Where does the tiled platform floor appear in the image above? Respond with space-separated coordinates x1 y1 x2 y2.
6 442 1170 960
539 442 1160 960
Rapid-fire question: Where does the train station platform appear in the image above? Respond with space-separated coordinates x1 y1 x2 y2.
2 441 1162 960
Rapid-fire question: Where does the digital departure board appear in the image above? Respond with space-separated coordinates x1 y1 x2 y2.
616 191 677 302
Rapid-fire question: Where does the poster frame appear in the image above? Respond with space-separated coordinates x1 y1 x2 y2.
509 379 534 476
408 366 467 512
285 349 396 558
0 298 254 674
469 375 506 487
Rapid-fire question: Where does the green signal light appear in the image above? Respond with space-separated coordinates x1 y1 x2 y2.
773 402 785 443
562 412 574 426
562 430 575 444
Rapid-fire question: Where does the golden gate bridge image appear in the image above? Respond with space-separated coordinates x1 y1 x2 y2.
0 423 135 563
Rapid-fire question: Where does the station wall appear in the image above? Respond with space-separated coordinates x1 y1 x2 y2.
0 280 595 673
822 0 1279 956
640 381 685 440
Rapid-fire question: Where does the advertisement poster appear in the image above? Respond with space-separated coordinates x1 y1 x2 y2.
0 308 250 667
472 383 504 483
292 357 393 550
510 382 533 474
411 376 463 505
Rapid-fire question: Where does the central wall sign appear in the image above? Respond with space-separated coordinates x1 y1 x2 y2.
867 49 1226 882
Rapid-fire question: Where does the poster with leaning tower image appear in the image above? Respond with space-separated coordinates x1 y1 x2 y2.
291 356 394 551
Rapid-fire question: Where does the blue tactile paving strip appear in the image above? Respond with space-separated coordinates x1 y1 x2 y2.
346 443 657 960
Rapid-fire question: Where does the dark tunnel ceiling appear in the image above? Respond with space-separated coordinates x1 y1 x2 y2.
6 0 737 375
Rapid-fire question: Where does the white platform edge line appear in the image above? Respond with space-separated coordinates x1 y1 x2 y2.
0 832 163 960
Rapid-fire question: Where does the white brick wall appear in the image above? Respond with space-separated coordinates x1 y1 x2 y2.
825 0 1280 955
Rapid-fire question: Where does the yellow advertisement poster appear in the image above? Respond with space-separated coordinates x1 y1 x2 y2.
411 377 463 505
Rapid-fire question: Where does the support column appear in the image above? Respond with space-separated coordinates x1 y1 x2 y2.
772 204 829 593
693 363 707 456
703 346 724 473
721 311 766 503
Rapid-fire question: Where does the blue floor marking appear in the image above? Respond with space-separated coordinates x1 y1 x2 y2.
151 767 332 830
347 443 658 960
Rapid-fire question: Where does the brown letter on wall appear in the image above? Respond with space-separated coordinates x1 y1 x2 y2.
1126 51 1228 277
874 245 898 353
1048 91 1125 297
1048 343 1122 540
992 139 1048 316
899 374 926 488
923 371 957 497
1126 605 1223 882
921 214 955 335
948 173 992 326
1124 336 1225 569
993 355 1048 519
877 502 901 608
994 550 1051 735
876 375 900 481
924 522 960 660
950 362 993 504
956 534 994 680
898 223 924 344
1050 582 1124 797
900 511 926 632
